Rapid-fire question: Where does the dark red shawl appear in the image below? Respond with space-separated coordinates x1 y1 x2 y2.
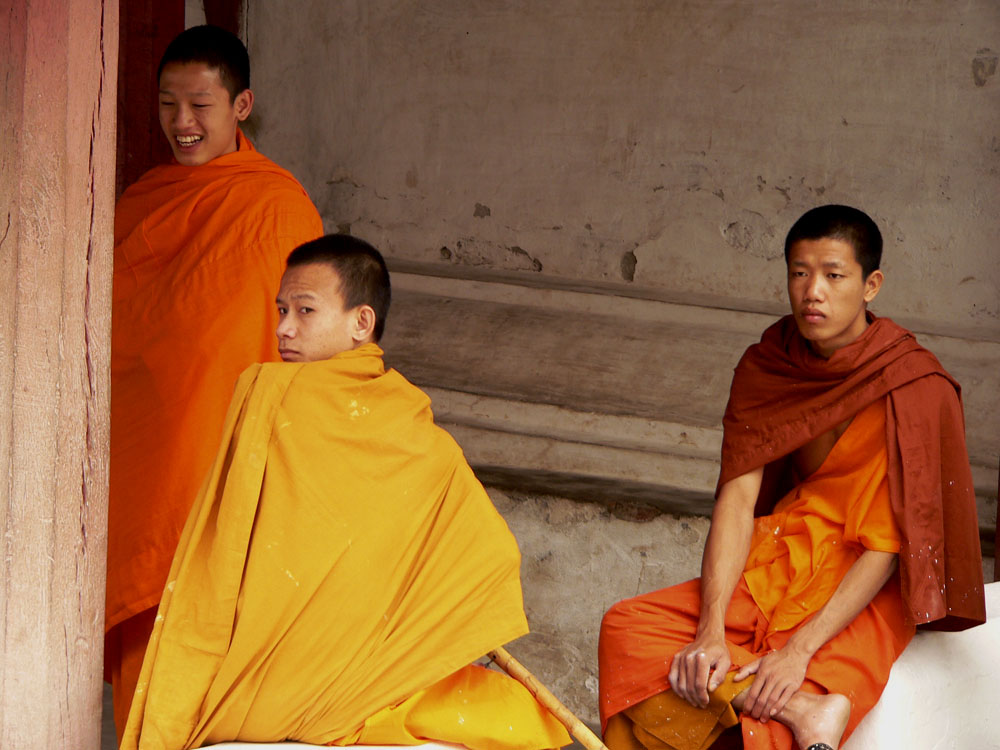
719 314 985 631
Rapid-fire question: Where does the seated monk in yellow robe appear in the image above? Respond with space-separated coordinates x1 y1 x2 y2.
119 234 571 750
108 25 323 738
598 205 985 750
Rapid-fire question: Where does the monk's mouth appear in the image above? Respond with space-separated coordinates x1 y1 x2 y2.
175 135 203 147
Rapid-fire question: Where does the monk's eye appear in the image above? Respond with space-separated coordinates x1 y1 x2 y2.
299 307 313 314
277 306 287 315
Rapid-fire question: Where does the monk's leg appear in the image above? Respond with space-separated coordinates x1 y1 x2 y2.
731 578 913 750
731 688 850 749
107 607 158 741
623 672 752 750
601 576 911 750
745 578 914 749
598 579 761 750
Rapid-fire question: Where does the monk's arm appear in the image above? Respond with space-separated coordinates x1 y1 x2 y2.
668 467 762 708
735 548 898 721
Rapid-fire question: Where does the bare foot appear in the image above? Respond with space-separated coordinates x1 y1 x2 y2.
789 692 851 750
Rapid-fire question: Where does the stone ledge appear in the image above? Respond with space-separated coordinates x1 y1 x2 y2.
424 387 722 459
388 259 1000 344
381 267 999 550
429 387 995 555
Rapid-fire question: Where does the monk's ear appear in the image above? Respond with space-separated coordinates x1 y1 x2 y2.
233 89 254 121
863 269 884 304
353 305 377 344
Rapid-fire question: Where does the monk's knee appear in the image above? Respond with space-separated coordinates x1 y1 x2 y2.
600 597 638 639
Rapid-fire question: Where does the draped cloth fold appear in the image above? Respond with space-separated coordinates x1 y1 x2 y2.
599 314 983 750
600 401 913 750
107 130 322 733
120 346 569 750
719 314 984 631
109 129 323 633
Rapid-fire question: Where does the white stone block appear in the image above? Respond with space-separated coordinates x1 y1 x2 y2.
844 582 1000 749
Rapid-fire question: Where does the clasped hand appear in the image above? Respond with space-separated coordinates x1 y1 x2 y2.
668 634 731 708
732 643 811 722
669 637 811 722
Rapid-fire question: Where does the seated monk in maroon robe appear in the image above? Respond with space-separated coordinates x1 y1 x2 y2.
598 204 985 750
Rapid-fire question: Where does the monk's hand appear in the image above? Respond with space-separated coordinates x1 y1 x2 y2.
668 633 731 708
732 642 811 722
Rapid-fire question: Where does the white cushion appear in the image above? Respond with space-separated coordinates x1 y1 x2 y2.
844 581 1000 749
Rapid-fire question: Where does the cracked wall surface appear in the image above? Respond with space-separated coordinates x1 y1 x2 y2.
248 0 1000 338
491 489 711 726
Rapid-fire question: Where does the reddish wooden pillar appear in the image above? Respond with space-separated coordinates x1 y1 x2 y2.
0 0 117 747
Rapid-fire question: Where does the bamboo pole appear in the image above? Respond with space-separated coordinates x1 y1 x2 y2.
488 647 609 750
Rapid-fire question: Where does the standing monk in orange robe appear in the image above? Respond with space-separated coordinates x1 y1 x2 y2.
108 24 323 739
120 235 571 750
598 205 985 750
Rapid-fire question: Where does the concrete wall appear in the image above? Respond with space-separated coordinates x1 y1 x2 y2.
248 0 999 338
244 0 1000 725
492 489 710 727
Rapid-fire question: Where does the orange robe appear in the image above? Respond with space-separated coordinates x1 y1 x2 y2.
120 346 570 750
600 400 913 750
599 315 984 750
107 130 323 733
720 315 984 631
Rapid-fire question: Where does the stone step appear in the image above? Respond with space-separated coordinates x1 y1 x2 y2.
381 264 999 551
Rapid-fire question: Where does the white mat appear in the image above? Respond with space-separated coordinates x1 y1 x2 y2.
844 581 1000 749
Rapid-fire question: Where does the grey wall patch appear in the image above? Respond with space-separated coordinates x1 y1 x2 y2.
973 49 997 87
621 250 637 282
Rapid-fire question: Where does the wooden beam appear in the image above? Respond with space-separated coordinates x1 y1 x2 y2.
0 0 117 746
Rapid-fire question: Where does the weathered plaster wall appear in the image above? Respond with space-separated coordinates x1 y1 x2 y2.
248 0 999 338
245 0 998 538
493 489 710 725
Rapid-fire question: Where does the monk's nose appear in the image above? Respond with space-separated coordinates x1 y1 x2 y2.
276 319 295 339
174 104 195 128
804 278 825 300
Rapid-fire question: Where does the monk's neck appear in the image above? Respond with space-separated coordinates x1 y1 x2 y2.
807 317 870 359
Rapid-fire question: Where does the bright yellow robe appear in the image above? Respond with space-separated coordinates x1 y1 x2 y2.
121 345 569 750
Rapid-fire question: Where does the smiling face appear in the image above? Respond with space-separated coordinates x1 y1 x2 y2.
158 62 253 166
275 263 376 362
787 237 883 358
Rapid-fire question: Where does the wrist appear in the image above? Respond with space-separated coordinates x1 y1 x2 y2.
784 631 819 658
695 618 725 641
